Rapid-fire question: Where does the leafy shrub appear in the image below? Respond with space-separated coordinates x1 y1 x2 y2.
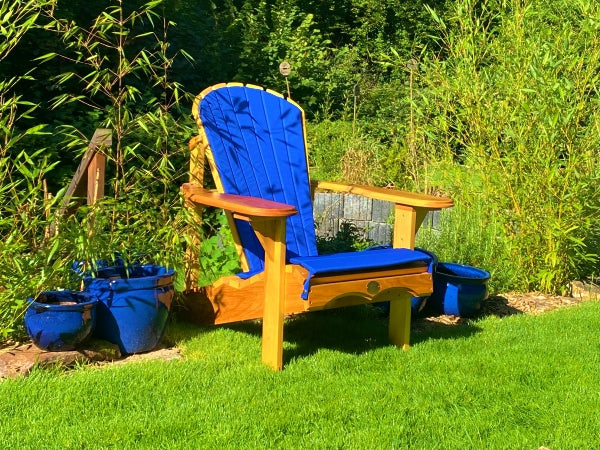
0 0 220 339
316 221 376 255
416 194 525 295
413 0 600 293
307 120 397 185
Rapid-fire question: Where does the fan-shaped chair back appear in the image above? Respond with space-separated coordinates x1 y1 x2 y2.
196 84 318 275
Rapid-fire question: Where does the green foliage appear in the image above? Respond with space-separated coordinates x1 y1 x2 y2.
0 0 49 60
0 0 62 339
316 221 376 255
307 120 354 181
416 194 524 294
227 0 449 119
307 120 397 185
233 1 345 115
195 213 241 286
412 0 600 293
0 177 71 340
1 0 449 121
0 0 213 340
36 0 194 275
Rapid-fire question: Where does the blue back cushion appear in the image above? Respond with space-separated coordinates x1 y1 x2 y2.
199 85 319 274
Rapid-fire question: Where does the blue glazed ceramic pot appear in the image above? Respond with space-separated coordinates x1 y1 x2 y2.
83 264 175 354
429 262 490 317
25 291 97 351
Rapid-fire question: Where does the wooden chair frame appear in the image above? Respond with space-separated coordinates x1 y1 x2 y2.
182 83 453 370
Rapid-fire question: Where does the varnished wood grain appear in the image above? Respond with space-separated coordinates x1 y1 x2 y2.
182 184 298 218
315 180 454 209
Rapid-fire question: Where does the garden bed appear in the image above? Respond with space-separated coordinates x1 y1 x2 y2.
413 285 599 331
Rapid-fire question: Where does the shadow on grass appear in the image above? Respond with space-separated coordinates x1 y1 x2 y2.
480 294 524 317
172 295 521 364
216 304 485 364
409 294 523 345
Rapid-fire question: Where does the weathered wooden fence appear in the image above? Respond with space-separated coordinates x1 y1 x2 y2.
313 192 442 245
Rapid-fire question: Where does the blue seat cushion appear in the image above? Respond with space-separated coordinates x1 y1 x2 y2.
290 247 433 299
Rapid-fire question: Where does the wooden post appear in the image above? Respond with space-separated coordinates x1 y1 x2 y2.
51 129 111 234
185 136 206 291
63 128 111 209
86 152 106 205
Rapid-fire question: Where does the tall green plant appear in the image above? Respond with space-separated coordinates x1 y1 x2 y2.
0 0 202 340
36 0 193 268
0 0 68 338
413 0 600 293
41 0 189 194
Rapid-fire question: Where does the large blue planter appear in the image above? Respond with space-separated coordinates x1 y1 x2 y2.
25 291 97 351
83 264 175 354
429 262 490 317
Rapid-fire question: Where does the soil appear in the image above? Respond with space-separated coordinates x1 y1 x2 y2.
0 340 182 379
412 290 597 331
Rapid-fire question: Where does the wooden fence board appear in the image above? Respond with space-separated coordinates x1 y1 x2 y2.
313 192 443 246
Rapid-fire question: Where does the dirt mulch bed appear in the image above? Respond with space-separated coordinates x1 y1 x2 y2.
413 291 597 330
0 340 182 379
483 292 589 316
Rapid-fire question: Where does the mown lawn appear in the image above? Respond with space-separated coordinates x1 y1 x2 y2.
1 302 599 448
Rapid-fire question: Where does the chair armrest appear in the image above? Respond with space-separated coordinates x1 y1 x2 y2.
314 181 453 210
182 183 298 218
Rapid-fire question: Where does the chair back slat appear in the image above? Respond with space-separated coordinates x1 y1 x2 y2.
198 85 318 274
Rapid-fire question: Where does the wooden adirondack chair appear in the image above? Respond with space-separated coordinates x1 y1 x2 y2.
182 83 453 370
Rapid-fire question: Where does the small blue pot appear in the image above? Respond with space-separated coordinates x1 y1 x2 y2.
25 291 97 351
84 264 174 354
430 262 490 317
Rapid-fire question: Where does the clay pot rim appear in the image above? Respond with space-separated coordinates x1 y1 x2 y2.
27 291 98 312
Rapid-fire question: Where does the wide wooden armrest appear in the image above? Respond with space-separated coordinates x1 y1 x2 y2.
314 181 453 210
182 183 298 218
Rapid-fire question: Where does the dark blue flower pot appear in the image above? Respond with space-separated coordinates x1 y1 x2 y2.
25 291 97 351
429 262 490 317
83 264 175 354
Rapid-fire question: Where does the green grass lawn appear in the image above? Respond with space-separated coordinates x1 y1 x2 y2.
1 302 599 449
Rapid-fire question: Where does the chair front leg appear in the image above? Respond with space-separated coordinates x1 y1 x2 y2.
252 217 287 370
